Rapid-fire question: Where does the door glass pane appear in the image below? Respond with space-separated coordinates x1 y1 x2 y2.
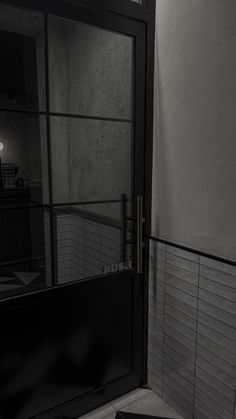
50 116 132 206
0 112 49 205
55 202 133 285
0 5 45 111
49 16 134 282
48 16 132 120
0 208 51 300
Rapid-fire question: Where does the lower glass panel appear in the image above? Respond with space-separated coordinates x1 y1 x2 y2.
0 207 51 299
55 202 133 285
0 274 133 419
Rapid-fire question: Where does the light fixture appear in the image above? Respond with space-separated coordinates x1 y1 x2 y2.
0 142 3 151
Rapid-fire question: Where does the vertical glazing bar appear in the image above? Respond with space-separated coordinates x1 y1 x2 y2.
44 14 56 286
0 157 3 189
137 196 140 272
52 208 58 285
137 195 143 273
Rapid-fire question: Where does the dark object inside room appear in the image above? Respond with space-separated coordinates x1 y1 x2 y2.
0 30 39 109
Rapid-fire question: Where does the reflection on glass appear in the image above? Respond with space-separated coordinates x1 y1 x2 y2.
0 5 45 111
48 15 134 284
0 208 51 300
48 15 132 119
0 113 49 206
50 117 132 207
55 202 133 285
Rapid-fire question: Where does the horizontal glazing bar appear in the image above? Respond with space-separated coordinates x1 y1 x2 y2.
0 108 132 123
0 256 42 268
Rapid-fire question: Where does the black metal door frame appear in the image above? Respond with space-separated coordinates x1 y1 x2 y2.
0 0 156 417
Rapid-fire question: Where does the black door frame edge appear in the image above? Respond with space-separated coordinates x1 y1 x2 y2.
0 0 154 23
34 373 138 419
143 1 156 385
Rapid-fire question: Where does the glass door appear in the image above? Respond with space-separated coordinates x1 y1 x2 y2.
0 2 147 418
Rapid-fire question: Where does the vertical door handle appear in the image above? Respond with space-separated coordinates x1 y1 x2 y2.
137 195 145 274
120 194 127 263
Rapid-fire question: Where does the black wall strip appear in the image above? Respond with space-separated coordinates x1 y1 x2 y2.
148 236 236 267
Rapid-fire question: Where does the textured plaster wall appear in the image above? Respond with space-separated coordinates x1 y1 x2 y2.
49 17 132 209
152 0 236 260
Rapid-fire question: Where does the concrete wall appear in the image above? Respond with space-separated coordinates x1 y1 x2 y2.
48 17 132 209
152 0 236 261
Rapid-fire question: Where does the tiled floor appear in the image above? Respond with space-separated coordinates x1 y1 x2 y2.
79 389 184 419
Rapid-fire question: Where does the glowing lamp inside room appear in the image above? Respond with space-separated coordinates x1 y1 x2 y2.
0 142 4 151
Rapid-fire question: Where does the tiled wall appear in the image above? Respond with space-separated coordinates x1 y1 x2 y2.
56 210 130 284
148 239 236 419
57 213 72 283
44 210 52 286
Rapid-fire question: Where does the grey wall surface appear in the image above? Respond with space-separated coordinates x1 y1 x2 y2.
152 0 236 261
148 238 236 419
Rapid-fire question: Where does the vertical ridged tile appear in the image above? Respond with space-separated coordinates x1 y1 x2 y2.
56 213 72 284
195 255 236 419
148 240 165 397
234 390 236 419
163 245 198 419
148 239 236 419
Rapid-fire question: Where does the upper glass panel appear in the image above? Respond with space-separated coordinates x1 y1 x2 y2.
48 16 132 120
0 5 45 112
130 0 143 3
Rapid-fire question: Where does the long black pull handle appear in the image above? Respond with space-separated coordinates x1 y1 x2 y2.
121 194 127 263
137 195 145 274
